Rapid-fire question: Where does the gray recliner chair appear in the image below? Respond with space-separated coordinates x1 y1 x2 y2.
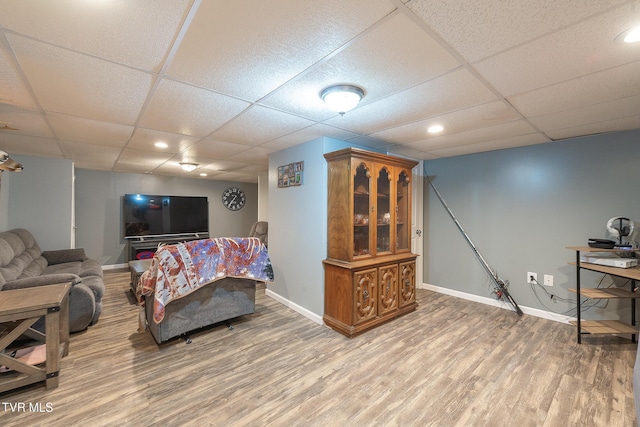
249 221 268 247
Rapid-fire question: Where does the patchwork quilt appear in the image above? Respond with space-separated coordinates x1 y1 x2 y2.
138 237 273 323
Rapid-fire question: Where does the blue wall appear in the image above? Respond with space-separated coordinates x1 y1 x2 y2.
423 129 640 320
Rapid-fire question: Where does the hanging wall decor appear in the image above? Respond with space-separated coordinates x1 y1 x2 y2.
277 161 303 188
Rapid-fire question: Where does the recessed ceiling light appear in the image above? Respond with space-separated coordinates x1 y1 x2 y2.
199 173 207 177
428 124 444 133
154 141 168 148
615 25 640 43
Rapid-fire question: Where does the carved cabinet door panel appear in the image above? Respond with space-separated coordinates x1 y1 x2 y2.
399 261 416 307
378 264 398 316
354 268 377 324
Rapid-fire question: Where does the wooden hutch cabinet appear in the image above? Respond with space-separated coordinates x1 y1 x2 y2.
323 147 419 337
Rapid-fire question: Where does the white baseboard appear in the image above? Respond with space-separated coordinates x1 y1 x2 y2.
419 283 575 325
102 263 128 271
265 288 324 325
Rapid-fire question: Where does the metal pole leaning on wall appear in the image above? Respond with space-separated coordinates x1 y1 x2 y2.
426 173 523 316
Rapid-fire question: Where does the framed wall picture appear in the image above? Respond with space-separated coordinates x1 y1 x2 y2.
278 161 303 188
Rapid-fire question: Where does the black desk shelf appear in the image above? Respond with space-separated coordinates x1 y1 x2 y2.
567 246 640 344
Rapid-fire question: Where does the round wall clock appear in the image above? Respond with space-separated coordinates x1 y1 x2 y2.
222 187 245 211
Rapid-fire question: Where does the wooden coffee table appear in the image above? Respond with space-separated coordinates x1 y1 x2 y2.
0 283 71 392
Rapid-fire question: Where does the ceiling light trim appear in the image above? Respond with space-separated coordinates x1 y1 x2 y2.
321 84 365 115
179 162 198 172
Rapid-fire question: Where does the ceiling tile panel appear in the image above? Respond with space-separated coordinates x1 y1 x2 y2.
0 42 36 108
323 68 498 134
47 113 133 147
406 0 630 62
58 140 122 170
545 115 640 140
473 3 640 96
509 60 640 117
372 101 523 143
262 124 360 151
114 148 174 172
209 106 316 146
427 133 550 157
0 0 192 72
0 104 54 138
260 12 461 120
139 79 250 137
529 94 640 132
167 0 397 100
184 140 253 159
127 128 199 153
8 34 154 124
402 120 544 152
227 146 275 166
0 134 63 158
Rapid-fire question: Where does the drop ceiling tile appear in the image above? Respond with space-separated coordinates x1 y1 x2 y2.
262 123 360 151
510 60 640 117
227 146 275 166
386 145 436 161
0 0 192 72
427 133 550 158
47 113 133 147
0 134 63 158
0 104 54 138
58 140 122 170
323 68 498 134
529 94 640 132
403 120 544 152
545 115 640 140
114 148 174 172
261 12 460 120
0 43 36 108
8 34 154 124
372 100 522 143
167 0 397 100
406 0 630 62
127 128 199 153
199 160 248 173
184 140 252 159
211 171 259 184
209 106 316 146
139 79 250 137
473 3 640 96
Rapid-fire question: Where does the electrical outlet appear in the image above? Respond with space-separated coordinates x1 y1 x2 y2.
544 274 553 286
527 272 537 284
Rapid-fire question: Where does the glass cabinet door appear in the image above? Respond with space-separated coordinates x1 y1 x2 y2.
396 169 410 252
353 162 371 258
376 166 392 254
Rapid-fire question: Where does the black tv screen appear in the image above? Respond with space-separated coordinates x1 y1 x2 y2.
123 194 209 238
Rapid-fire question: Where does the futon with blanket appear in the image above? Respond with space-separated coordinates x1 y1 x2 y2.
137 237 273 343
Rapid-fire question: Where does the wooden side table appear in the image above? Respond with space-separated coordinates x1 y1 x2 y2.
0 283 71 392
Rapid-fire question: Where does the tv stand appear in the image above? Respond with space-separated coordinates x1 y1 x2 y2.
126 233 209 261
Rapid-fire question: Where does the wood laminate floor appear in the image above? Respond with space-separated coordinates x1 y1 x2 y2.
0 270 637 426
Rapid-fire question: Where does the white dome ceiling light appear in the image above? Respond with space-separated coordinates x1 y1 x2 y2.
179 162 198 172
321 85 365 115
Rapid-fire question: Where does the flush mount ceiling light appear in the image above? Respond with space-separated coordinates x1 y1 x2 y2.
615 25 640 43
179 162 198 172
321 84 365 115
428 124 444 133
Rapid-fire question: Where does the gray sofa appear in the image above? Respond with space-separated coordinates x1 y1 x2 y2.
144 277 257 343
0 228 104 332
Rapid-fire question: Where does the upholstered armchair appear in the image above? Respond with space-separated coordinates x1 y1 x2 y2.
249 221 268 247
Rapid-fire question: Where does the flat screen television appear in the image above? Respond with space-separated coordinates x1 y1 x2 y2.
123 194 209 238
